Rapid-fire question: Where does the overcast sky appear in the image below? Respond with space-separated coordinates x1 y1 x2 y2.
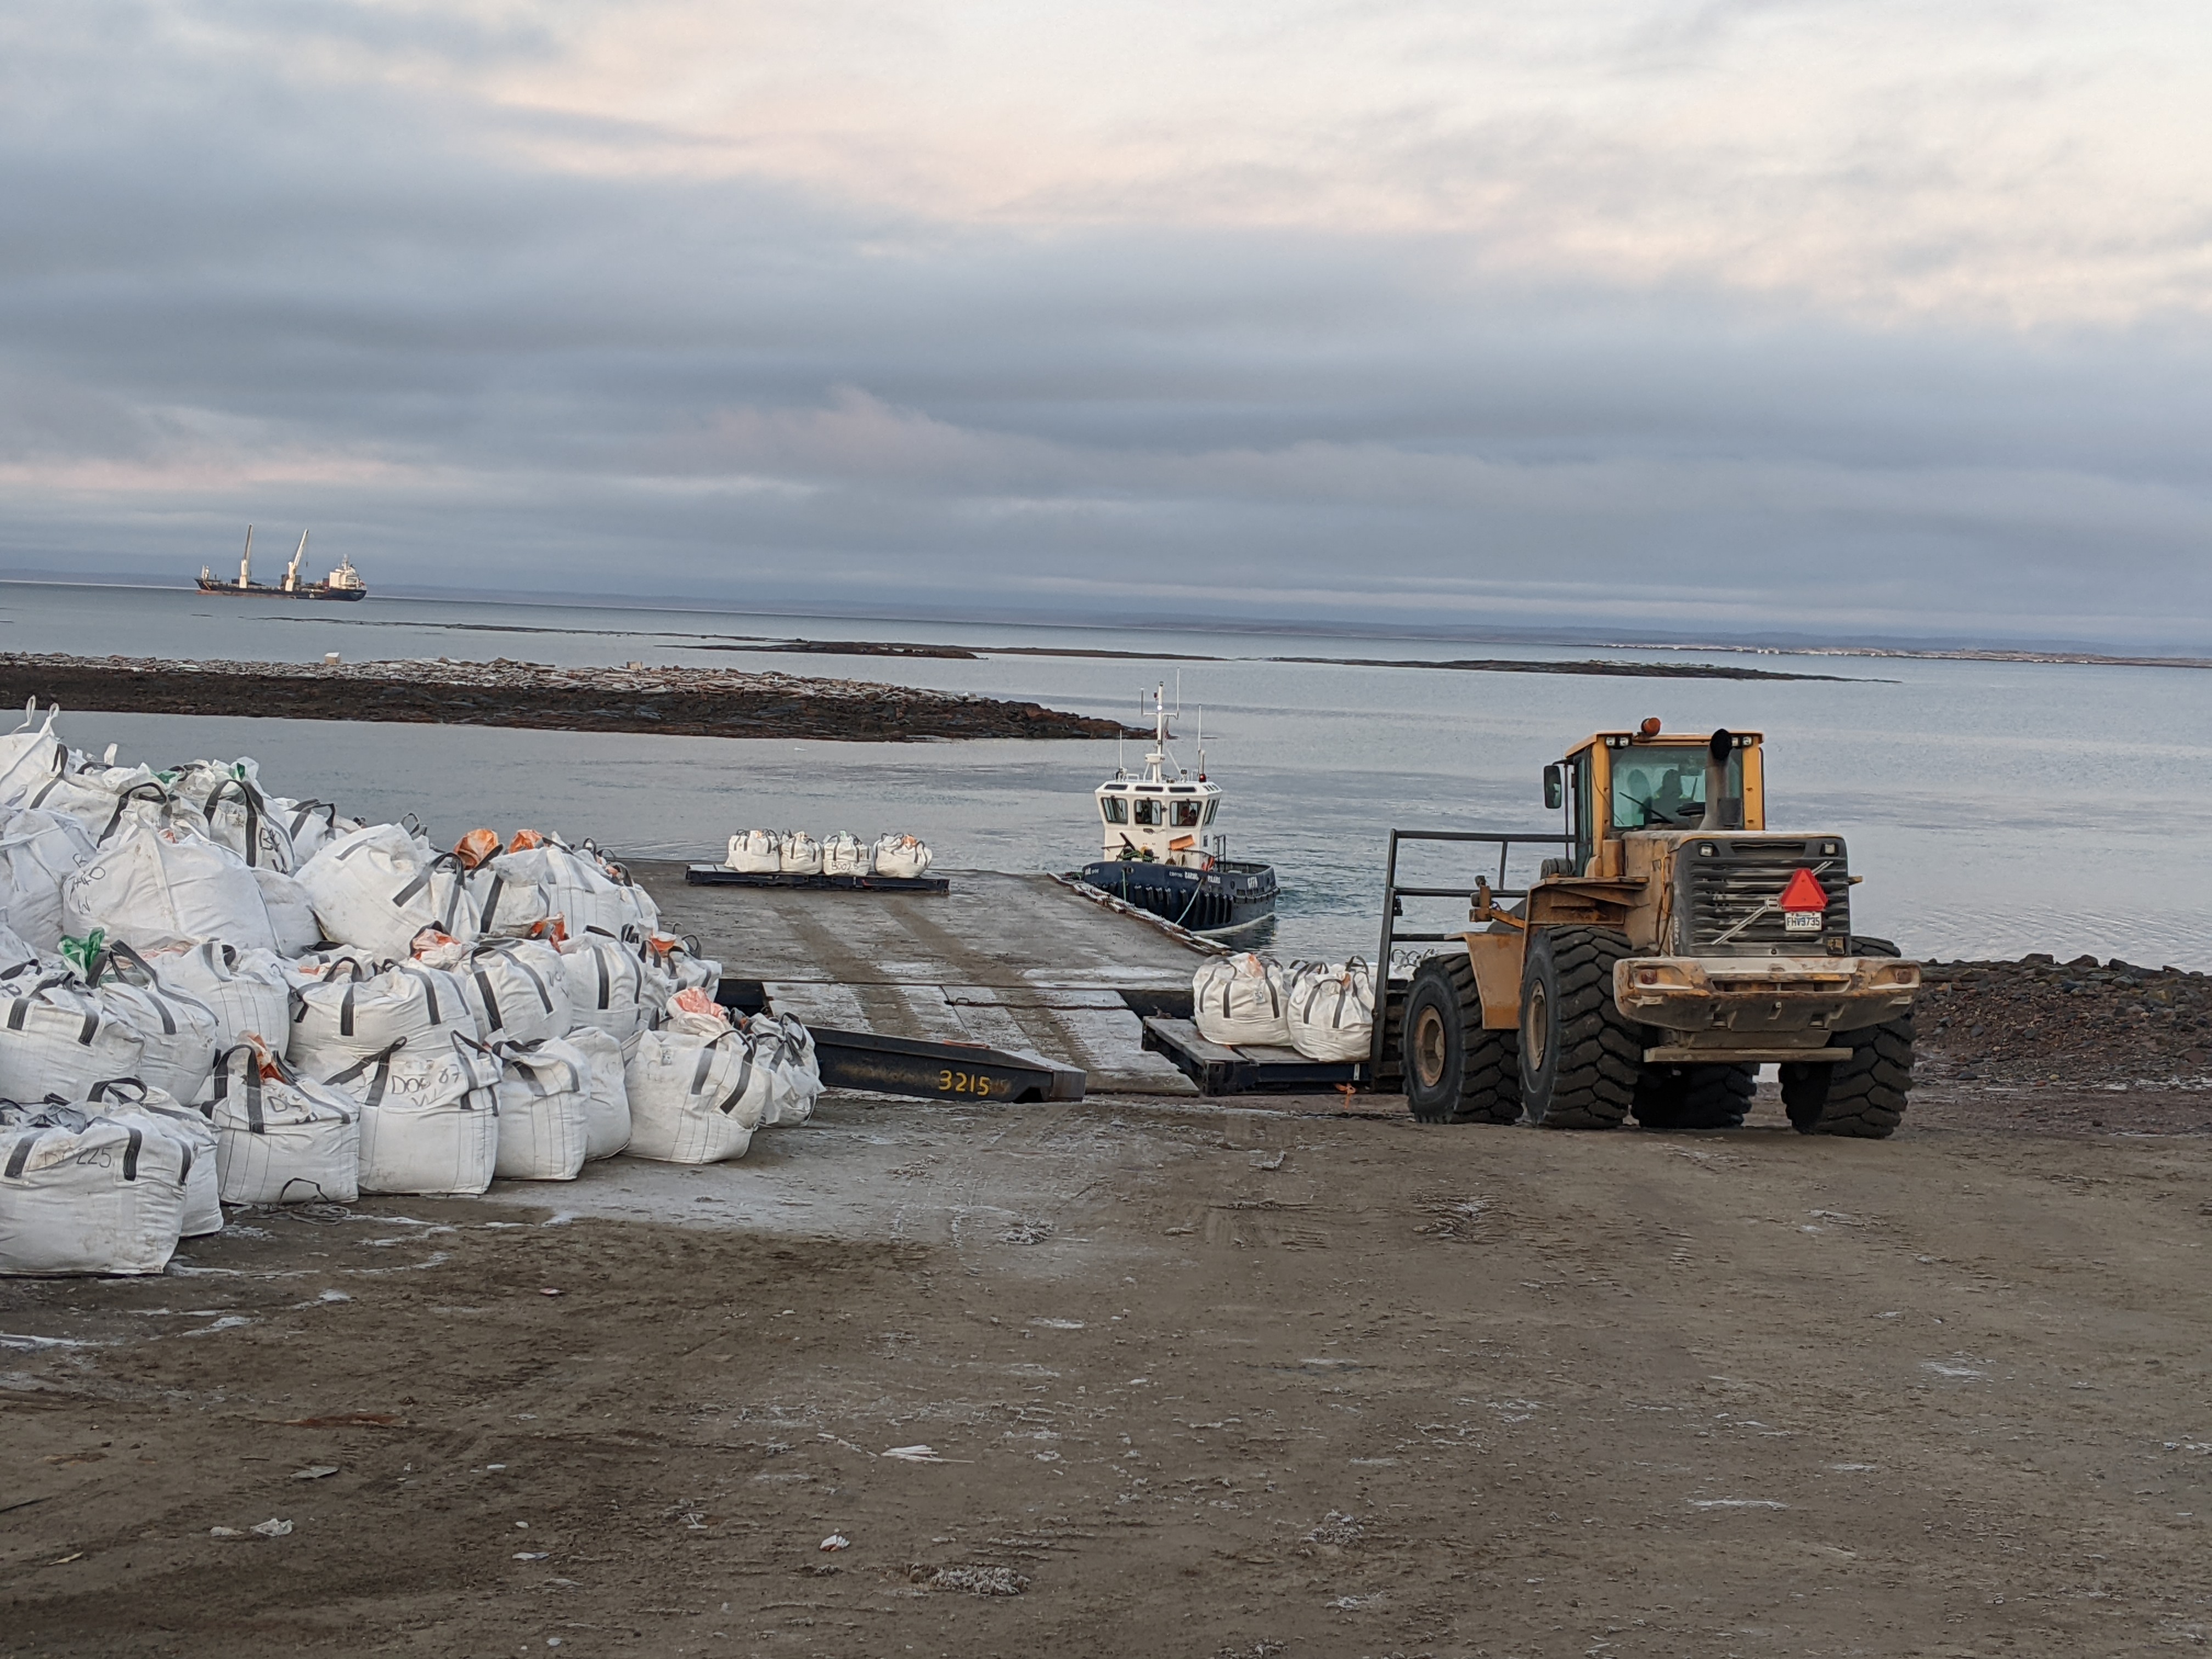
2 1 2209 646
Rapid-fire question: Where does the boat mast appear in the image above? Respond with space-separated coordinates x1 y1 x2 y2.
238 524 253 588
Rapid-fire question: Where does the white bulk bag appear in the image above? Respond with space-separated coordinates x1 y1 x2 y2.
724 830 782 873
467 863 555 940
86 1079 222 1238
0 807 98 952
198 1042 360 1205
425 855 481 944
0 703 66 809
294 824 442 960
328 1032 503 1198
749 1012 822 1127
267 799 346 864
1192 953 1291 1047
559 934 650 1041
492 1038 591 1181
460 939 572 1047
563 1026 631 1159
623 994 769 1164
63 820 277 955
0 1104 189 1274
0 921 37 981
289 958 475 1076
1285 958 1377 1064
483 842 655 940
253 867 322 955
0 972 148 1102
83 945 221 1105
21 769 159 842
195 776 296 872
644 934 721 996
778 831 823 876
872 833 933 879
148 941 291 1052
821 832 872 877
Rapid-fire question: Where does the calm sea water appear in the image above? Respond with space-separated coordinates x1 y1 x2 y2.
5 581 2210 970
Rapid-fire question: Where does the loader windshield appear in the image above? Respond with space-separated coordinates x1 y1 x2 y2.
1611 751 1741 830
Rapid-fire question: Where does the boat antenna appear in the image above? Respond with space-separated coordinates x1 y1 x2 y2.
1197 704 1204 781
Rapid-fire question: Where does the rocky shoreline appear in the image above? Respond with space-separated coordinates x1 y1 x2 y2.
1918 955 2212 1090
0 652 1126 742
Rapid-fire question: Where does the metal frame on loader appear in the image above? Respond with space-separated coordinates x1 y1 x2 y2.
1370 721 1921 1136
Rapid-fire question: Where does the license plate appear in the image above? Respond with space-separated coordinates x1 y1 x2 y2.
1784 911 1822 934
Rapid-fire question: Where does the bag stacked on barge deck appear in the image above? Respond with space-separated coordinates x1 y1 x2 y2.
871 833 932 879
0 1102 191 1275
778 831 823 876
82 944 221 1105
749 1012 822 1126
643 934 721 997
189 772 297 872
0 807 98 952
295 823 447 961
0 970 149 1102
483 837 658 940
61 820 278 956
288 957 475 1077
725 830 781 873
493 1038 591 1181
1284 958 1377 1063
466 861 556 941
1192 953 1291 1048
623 990 769 1164
86 1079 222 1238
559 933 650 1041
329 1032 503 1197
198 1041 360 1205
562 1026 631 1159
459 938 572 1048
820 832 871 877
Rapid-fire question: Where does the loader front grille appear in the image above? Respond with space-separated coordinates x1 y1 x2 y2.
1679 837 1852 955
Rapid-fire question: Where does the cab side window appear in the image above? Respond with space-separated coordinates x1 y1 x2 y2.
1171 800 1203 828
1101 797 1128 825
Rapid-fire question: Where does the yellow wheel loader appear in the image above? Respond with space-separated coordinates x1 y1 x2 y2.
1374 721 1920 1136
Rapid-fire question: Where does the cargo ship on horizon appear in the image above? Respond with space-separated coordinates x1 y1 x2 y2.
197 526 367 602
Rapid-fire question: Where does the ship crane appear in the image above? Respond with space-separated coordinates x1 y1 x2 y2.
283 530 309 593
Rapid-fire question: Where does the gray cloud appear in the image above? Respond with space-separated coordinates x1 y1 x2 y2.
0 1 2207 647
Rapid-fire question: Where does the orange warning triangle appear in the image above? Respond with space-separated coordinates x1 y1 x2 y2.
1779 867 1829 912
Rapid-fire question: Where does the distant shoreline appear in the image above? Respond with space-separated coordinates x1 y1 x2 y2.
0 653 1126 743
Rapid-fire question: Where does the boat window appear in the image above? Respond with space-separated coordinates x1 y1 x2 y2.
1132 798 1165 827
1171 800 1204 828
1100 797 1128 824
1201 800 1218 825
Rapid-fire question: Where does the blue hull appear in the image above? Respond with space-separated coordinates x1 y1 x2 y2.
1077 858 1277 933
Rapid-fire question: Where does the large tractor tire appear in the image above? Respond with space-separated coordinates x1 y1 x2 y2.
1517 927 1644 1130
1781 1014 1913 1138
1632 1063 1756 1130
1399 955 1521 1125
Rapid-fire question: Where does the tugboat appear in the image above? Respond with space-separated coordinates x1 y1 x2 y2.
1076 685 1278 933
198 526 368 602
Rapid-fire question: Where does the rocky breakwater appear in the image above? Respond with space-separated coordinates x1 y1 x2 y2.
0 652 1127 742
1918 955 2212 1089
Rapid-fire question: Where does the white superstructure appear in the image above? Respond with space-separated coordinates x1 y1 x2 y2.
1095 684 1225 867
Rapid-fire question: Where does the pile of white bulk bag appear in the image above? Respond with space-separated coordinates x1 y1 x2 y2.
81 945 221 1105
85 1079 222 1238
62 819 277 955
563 1026 631 1159
0 702 66 808
294 823 444 960
1192 952 1291 1047
0 807 98 952
198 1041 360 1205
624 990 769 1164
725 830 781 873
872 833 932 878
1285 958 1376 1063
289 957 475 1077
779 831 824 875
559 933 650 1041
459 938 571 1047
821 832 871 876
482 836 657 940
0 970 148 1101
493 1038 592 1181
328 1032 503 1197
0 1102 192 1274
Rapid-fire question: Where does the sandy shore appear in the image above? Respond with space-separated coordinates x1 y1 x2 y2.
0 653 1126 743
4 1076 2209 1657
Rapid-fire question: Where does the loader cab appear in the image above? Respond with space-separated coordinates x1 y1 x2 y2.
1542 724 1765 876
